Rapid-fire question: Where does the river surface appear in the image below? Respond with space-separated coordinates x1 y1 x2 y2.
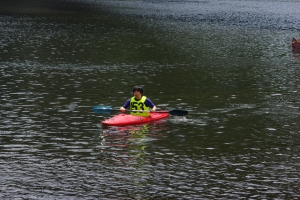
1 0 300 199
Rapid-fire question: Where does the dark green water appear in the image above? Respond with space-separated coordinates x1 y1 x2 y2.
1 0 300 199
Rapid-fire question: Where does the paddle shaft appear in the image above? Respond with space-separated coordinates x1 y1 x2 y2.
93 106 188 116
115 109 168 113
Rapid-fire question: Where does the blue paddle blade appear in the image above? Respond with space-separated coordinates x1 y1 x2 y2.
93 106 113 114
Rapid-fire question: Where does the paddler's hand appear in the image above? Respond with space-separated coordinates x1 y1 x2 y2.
151 106 157 112
120 107 126 113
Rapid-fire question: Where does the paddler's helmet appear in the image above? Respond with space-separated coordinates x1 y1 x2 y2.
133 86 144 95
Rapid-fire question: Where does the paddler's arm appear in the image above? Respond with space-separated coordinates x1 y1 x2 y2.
145 98 156 112
120 99 130 113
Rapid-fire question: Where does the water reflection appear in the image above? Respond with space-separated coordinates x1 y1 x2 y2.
99 122 168 149
292 49 300 62
97 122 168 191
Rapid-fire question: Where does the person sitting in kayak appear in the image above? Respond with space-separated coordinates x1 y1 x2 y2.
120 86 156 117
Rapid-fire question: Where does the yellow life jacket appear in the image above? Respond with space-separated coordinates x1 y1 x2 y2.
130 96 150 117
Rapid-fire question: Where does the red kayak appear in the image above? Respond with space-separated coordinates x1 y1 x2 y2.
292 38 300 50
101 112 169 126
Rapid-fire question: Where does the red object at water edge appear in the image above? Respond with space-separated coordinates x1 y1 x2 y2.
292 38 300 50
